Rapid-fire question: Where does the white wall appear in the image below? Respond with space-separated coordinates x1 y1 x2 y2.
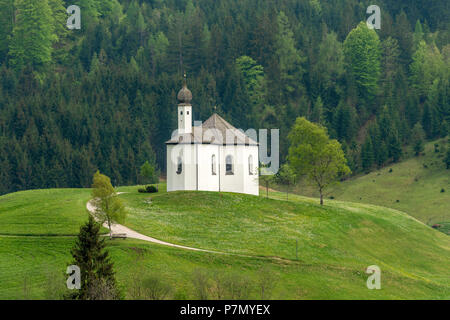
178 105 192 133
197 144 220 192
243 145 259 196
167 144 196 192
167 143 259 196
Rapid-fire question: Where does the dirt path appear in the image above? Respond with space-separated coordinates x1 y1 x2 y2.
86 193 220 254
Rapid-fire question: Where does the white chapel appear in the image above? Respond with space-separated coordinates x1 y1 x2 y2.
166 78 259 196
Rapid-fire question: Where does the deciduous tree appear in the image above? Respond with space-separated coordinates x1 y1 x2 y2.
288 117 350 205
91 171 126 239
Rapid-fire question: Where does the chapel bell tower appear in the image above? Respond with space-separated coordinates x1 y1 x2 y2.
177 73 192 134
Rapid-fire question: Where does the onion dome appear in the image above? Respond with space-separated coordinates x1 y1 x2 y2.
177 73 192 104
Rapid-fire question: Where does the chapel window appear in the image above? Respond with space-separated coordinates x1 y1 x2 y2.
226 155 234 175
212 154 217 175
176 157 182 174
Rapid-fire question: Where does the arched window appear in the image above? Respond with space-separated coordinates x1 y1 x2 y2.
248 155 253 175
211 154 217 175
226 155 234 175
176 156 182 175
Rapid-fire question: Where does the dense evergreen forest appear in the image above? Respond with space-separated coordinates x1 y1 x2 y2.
0 0 448 195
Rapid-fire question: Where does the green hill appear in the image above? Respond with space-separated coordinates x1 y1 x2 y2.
290 139 450 232
0 186 448 299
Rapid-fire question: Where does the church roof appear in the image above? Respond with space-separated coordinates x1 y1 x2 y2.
165 113 258 146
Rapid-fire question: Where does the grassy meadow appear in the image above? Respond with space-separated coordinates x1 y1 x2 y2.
1 185 448 299
288 139 450 229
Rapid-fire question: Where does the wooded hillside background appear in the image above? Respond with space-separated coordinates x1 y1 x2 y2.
0 0 448 194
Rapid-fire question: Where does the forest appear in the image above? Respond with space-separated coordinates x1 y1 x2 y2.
0 0 448 194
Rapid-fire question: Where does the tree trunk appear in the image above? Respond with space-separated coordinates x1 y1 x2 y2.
108 218 112 239
320 190 324 205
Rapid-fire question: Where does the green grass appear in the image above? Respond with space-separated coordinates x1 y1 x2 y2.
0 189 92 236
0 185 449 299
1 237 448 300
289 139 450 229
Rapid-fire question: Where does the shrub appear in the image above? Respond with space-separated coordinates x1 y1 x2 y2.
128 273 172 300
223 272 252 299
257 267 278 299
389 168 393 173
434 144 439 153
146 185 158 193
141 275 172 300
138 185 158 193
173 289 188 300
191 269 211 300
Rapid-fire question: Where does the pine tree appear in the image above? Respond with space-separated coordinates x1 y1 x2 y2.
0 0 14 62
444 148 450 170
333 102 356 142
311 96 325 125
381 37 400 101
48 0 68 41
411 123 425 156
9 0 57 69
422 103 437 138
311 32 344 105
361 136 374 172
344 22 381 104
388 131 402 162
394 11 413 65
275 11 304 103
68 216 121 300
413 20 424 48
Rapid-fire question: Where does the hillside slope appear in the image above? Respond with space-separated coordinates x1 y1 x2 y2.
292 139 450 229
0 187 449 299
120 185 449 294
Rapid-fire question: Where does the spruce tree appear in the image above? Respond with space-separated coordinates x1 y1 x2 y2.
275 11 304 103
9 0 57 69
311 96 325 125
411 123 425 156
68 216 121 300
388 132 402 162
361 136 374 172
445 148 450 170
0 0 14 62
344 22 381 104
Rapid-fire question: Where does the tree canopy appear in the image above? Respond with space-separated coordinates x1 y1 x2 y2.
288 117 351 204
0 0 448 195
91 171 126 238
